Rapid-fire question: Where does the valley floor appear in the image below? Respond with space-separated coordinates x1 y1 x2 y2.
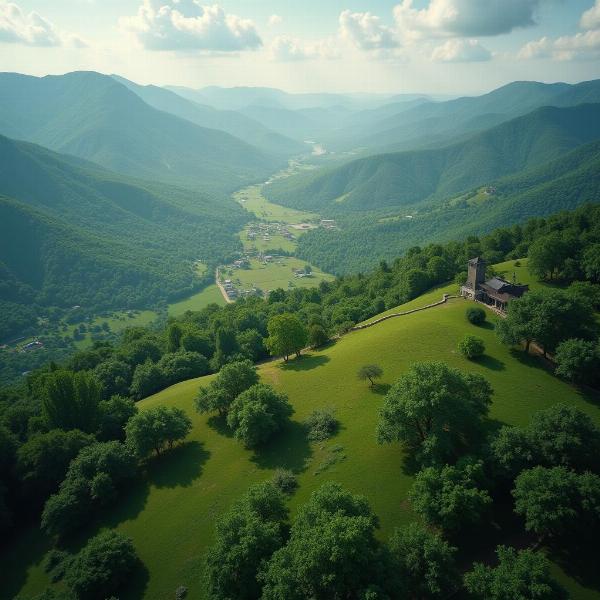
4 272 600 600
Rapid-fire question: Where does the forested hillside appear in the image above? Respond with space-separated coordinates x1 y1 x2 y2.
0 72 280 194
0 134 249 339
265 103 600 215
292 140 600 273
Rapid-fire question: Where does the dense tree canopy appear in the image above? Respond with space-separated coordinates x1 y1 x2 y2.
265 313 308 362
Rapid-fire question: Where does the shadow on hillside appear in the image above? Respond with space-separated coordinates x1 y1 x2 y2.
207 414 234 437
147 440 210 488
549 537 600 593
280 354 330 372
251 420 312 473
479 355 506 371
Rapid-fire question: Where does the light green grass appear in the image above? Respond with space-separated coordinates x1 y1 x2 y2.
221 257 334 295
6 270 600 600
240 230 298 253
167 284 226 316
234 185 318 224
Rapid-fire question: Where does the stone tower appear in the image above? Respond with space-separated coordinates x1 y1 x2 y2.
467 257 486 290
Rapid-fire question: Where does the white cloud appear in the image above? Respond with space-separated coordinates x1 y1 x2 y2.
0 0 83 46
268 14 282 27
394 0 543 39
431 38 491 62
339 9 399 51
119 1 262 52
581 0 600 30
519 0 600 61
269 35 339 62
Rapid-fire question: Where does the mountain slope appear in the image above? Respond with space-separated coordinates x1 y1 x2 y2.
0 71 279 193
291 140 600 274
264 103 600 214
0 134 249 336
112 75 305 157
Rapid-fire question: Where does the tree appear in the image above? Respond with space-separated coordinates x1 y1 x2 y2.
554 338 599 384
180 330 213 357
496 289 596 356
97 395 138 441
491 403 600 478
307 324 329 349
259 482 389 600
166 323 183 352
125 406 192 458
377 362 492 466
157 351 208 385
205 482 288 600
63 530 139 600
129 360 164 400
409 460 492 533
41 370 101 433
528 232 574 281
16 429 94 501
358 364 383 387
304 409 338 441
512 466 600 540
464 546 566 600
237 328 265 361
93 359 132 399
582 243 600 282
458 335 485 360
41 441 137 537
388 522 459 599
195 360 258 418
227 384 293 448
466 306 486 325
265 313 308 361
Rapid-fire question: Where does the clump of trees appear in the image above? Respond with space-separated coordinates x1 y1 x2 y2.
555 338 600 385
304 409 339 441
265 313 308 361
357 364 383 387
377 362 492 466
125 406 192 458
458 335 485 360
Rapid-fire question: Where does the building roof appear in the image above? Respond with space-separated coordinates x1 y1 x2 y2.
485 277 510 291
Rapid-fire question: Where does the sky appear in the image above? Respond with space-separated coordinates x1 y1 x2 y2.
1 0 600 95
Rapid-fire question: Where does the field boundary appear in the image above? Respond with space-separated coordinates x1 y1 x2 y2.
352 294 458 331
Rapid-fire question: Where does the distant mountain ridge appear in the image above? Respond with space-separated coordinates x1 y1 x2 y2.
264 102 600 213
0 71 280 194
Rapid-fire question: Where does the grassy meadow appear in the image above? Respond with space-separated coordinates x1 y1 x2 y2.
167 284 226 316
5 266 600 600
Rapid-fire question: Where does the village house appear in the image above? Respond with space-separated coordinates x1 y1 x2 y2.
461 257 528 312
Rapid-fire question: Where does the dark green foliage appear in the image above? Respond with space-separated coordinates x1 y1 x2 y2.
409 460 492 533
307 323 329 348
41 370 101 433
388 522 459 599
129 360 164 400
266 313 308 361
259 482 388 600
271 469 298 495
97 395 138 441
554 338 599 384
157 351 209 385
458 335 485 360
466 306 486 325
492 403 600 478
125 406 192 458
205 481 288 600
227 384 293 448
304 408 339 441
63 530 139 600
377 362 492 466
93 359 132 399
195 360 258 417
512 466 600 539
16 429 94 501
41 441 136 537
464 546 567 600
528 232 577 280
357 364 383 386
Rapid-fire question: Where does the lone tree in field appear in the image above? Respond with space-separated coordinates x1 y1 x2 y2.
357 364 383 387
377 361 492 466
458 335 485 360
265 313 308 362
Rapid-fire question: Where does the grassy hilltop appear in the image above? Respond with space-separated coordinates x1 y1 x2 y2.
4 263 600 600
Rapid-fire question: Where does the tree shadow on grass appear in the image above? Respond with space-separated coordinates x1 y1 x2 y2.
146 440 210 489
369 382 391 396
280 354 330 372
251 420 312 473
207 414 234 438
478 354 506 371
478 320 495 331
119 557 151 600
548 537 600 592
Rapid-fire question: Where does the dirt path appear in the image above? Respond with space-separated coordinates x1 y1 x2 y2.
215 268 234 304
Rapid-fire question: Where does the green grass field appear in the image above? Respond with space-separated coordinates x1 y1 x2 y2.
240 229 298 253
221 257 334 296
5 267 600 600
234 185 318 224
167 284 226 316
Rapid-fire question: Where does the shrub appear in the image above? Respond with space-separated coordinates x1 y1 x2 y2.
458 335 485 360
466 306 486 325
271 469 298 495
304 409 338 441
